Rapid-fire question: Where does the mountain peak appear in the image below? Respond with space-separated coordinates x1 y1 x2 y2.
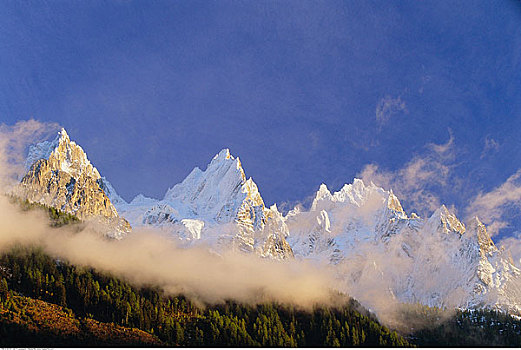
311 184 333 211
208 148 246 182
311 178 400 212
466 216 497 255
19 129 130 237
386 190 405 213
58 127 69 142
25 128 99 179
125 148 293 259
427 205 465 235
213 148 233 161
317 183 332 197
164 149 256 221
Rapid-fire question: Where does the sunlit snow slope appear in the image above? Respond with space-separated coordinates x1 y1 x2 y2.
20 131 521 315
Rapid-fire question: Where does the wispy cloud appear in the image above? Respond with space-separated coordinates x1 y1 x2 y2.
375 95 407 127
466 169 521 236
358 127 521 237
0 119 59 190
358 131 456 215
418 74 431 94
480 136 500 159
498 232 521 267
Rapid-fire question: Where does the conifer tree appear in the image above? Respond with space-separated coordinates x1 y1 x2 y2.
0 278 8 301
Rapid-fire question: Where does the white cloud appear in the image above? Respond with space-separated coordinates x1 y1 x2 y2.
358 131 455 215
375 95 407 127
0 119 59 190
498 232 521 267
358 128 521 238
466 169 521 236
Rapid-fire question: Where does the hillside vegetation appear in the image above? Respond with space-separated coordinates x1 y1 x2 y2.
404 304 521 347
0 245 409 347
4 199 521 347
0 292 162 347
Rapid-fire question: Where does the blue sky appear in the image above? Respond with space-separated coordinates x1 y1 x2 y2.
1 1 521 239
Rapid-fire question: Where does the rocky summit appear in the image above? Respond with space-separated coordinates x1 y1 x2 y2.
16 129 130 238
116 148 294 260
286 179 521 315
17 129 521 317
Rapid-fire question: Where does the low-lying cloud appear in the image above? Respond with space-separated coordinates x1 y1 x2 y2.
0 120 337 308
0 194 337 308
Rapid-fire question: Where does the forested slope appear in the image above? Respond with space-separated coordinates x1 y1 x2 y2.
6 200 521 347
0 201 409 347
0 245 408 347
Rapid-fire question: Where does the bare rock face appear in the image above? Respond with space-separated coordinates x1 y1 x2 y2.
17 129 130 237
255 205 294 260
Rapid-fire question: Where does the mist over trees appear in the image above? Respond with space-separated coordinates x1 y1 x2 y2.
0 245 408 347
2 197 521 347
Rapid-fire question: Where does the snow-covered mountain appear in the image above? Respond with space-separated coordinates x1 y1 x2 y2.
16 129 130 238
115 148 293 260
285 179 521 315
18 131 521 315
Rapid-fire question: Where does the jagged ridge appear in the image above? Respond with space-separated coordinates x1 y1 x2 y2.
19 131 521 316
286 178 521 315
116 148 293 260
17 129 130 238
